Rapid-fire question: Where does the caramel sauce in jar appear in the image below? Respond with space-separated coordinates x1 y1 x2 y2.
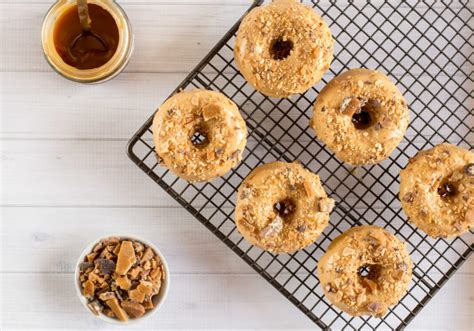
53 4 119 69
42 0 133 83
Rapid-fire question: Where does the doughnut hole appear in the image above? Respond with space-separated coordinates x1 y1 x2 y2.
190 126 210 148
358 264 382 291
351 98 381 130
273 198 296 219
270 37 294 60
438 180 458 199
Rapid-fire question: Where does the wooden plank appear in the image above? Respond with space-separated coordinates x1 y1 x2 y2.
0 3 249 73
0 72 184 140
1 139 178 207
3 207 472 275
1 72 471 140
0 3 471 73
0 206 248 274
4 139 473 208
0 271 472 330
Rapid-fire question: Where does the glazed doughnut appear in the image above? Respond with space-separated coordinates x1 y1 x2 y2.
152 90 247 182
234 0 334 98
311 68 409 165
235 161 335 253
318 225 412 317
400 143 474 238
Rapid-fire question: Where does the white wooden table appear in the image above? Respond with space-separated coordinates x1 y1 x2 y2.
0 1 472 330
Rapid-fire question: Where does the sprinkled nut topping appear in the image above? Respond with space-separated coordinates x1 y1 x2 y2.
400 143 474 238
317 226 412 317
234 0 334 98
311 68 409 165
152 90 248 182
235 161 334 253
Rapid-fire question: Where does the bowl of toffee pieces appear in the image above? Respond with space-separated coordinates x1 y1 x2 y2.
75 235 169 323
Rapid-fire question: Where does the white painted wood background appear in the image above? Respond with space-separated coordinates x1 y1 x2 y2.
0 0 472 330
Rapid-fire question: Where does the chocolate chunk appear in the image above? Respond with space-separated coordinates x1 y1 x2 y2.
102 237 120 246
464 163 474 176
133 241 145 253
97 259 116 275
396 262 408 271
364 235 379 247
87 300 103 316
79 261 93 271
381 116 394 128
228 150 241 161
325 283 336 293
155 152 163 164
419 210 428 218
92 242 103 253
115 290 124 302
365 99 381 109
321 106 327 112
296 225 307 233
367 301 381 313
402 192 414 203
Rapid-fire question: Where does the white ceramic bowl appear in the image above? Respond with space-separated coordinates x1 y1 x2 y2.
74 234 170 324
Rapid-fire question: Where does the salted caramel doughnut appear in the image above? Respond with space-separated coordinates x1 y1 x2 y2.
400 143 474 238
235 161 335 253
234 0 334 98
311 68 409 165
152 90 247 182
318 225 412 317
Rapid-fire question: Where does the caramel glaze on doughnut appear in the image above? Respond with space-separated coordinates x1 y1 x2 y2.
400 143 474 238
234 0 334 98
318 226 412 317
311 68 409 165
152 90 247 182
235 161 335 253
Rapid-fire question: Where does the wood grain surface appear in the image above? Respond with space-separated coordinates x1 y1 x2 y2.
0 1 472 330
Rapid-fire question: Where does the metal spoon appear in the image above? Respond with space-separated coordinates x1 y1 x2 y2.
69 0 108 56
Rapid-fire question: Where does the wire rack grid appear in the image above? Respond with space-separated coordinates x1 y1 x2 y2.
127 1 473 330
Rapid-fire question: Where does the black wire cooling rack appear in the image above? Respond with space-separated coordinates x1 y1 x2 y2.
128 1 473 329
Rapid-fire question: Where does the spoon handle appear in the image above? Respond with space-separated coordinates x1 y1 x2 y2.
76 0 91 32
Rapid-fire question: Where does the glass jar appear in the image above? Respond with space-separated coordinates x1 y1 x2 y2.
42 0 134 83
